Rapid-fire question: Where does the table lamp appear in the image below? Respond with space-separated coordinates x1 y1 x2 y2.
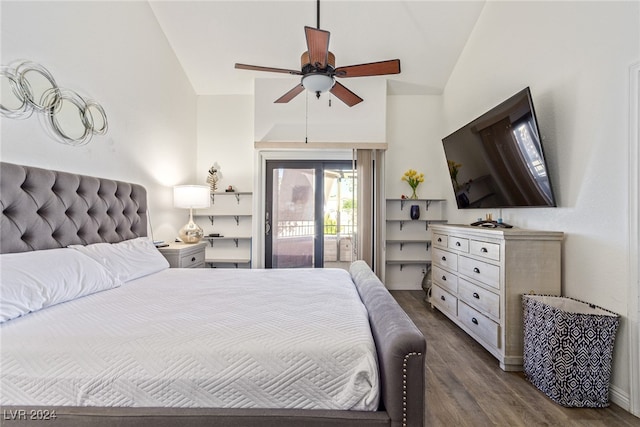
173 185 210 243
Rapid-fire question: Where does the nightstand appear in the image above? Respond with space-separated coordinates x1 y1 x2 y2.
157 241 207 268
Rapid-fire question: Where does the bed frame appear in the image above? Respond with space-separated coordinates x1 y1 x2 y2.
0 162 426 427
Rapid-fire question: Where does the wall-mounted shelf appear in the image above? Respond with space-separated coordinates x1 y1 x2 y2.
195 192 253 269
387 219 448 231
205 257 251 269
386 239 431 251
395 198 446 211
202 236 252 248
384 198 446 289
386 259 432 271
210 191 252 204
206 214 250 226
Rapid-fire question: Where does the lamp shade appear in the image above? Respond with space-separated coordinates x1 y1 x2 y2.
302 74 335 93
173 185 210 209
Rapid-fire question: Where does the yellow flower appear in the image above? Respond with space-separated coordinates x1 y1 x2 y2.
401 169 424 190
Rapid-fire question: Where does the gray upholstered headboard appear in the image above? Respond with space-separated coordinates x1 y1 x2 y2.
0 162 147 254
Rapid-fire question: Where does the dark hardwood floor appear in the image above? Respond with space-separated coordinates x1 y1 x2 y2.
391 290 640 427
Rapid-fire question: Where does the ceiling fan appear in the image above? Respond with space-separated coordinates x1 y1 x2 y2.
234 1 400 107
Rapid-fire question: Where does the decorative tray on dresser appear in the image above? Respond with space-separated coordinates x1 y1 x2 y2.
429 224 563 371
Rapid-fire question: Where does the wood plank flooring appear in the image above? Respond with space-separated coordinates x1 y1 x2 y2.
391 290 640 427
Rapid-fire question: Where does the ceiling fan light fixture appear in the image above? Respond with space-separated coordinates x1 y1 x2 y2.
301 74 335 94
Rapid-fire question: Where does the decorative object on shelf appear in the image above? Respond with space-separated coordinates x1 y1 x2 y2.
0 60 107 146
207 165 219 194
410 205 420 220
174 185 211 243
225 185 234 192
401 168 424 199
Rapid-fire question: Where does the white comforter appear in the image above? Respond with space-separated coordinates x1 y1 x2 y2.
0 268 379 410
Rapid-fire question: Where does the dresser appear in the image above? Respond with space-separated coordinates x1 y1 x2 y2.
429 224 563 371
157 242 207 268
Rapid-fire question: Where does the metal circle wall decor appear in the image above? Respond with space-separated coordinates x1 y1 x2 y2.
0 60 108 146
0 66 32 119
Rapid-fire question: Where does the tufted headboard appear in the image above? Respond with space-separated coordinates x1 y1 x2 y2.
0 162 148 254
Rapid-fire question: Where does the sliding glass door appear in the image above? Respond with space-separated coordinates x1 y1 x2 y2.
265 160 355 269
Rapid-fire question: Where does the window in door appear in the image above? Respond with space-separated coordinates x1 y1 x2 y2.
265 160 356 269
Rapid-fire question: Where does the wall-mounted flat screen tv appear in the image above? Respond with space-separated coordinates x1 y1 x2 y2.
442 87 556 209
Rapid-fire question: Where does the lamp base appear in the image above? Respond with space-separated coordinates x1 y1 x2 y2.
179 219 204 243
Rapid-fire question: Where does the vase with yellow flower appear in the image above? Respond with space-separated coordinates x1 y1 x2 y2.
402 169 424 199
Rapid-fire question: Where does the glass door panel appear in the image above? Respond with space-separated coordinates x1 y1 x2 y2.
265 161 355 269
266 166 317 268
322 168 356 269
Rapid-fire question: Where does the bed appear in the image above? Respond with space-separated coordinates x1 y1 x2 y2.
0 162 426 427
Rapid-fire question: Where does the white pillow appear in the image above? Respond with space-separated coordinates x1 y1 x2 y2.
0 248 121 323
69 237 169 283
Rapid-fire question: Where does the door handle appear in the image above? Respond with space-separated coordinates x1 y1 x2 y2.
265 211 271 236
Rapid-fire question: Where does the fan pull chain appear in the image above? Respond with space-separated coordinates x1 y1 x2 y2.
305 89 309 143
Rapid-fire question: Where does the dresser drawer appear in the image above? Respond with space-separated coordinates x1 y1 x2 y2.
433 265 458 293
433 233 448 249
470 239 500 261
459 255 500 289
458 301 499 348
180 250 205 268
432 248 458 271
448 236 469 252
458 278 500 319
431 285 457 317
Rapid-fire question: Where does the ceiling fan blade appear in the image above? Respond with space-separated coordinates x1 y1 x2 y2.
274 84 305 104
304 26 330 69
334 59 401 78
330 82 363 107
235 63 302 75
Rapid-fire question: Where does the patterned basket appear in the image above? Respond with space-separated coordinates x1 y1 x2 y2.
522 294 620 407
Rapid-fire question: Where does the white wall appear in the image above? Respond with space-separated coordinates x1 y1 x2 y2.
442 1 639 407
386 94 448 200
383 94 449 289
0 1 197 242
196 95 254 192
254 78 386 143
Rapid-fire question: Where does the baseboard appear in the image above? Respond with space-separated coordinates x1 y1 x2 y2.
610 383 630 412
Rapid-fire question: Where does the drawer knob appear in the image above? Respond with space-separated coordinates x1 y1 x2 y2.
472 317 478 325
473 292 480 299
456 241 461 246
442 276 447 281
191 256 196 262
441 256 447 261
440 295 446 301
473 267 480 273
481 247 488 253
437 238 442 242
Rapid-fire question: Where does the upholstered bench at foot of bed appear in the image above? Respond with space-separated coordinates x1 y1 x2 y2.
350 261 427 427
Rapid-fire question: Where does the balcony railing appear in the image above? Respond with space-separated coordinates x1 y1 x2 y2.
276 221 355 237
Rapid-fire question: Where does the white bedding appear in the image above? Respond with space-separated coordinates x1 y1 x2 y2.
0 268 379 410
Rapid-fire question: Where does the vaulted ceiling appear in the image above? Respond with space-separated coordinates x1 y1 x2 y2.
149 1 486 96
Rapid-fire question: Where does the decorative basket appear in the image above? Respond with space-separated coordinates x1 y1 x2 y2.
522 294 620 407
